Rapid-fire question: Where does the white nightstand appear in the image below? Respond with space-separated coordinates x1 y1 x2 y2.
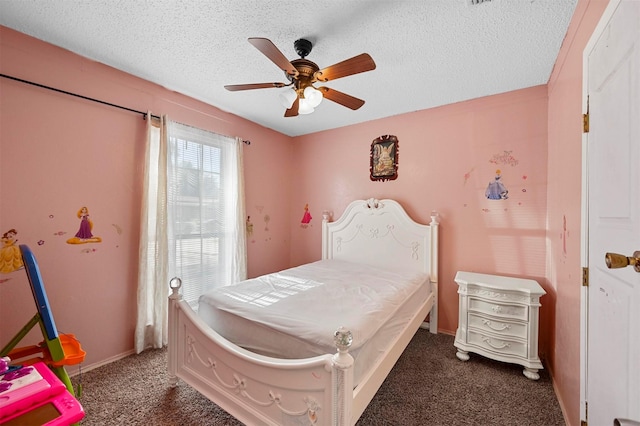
454 271 546 380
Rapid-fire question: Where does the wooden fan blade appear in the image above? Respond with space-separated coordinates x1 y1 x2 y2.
224 82 287 91
248 38 299 77
317 87 365 110
284 96 299 117
314 53 376 82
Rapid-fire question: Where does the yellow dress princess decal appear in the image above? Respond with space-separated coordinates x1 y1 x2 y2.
246 216 254 237
1 229 24 273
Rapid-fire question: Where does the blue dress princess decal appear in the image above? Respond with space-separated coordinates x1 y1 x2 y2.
485 170 509 200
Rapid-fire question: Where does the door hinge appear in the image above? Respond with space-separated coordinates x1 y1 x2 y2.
581 400 588 425
583 95 590 133
582 267 589 287
583 113 589 133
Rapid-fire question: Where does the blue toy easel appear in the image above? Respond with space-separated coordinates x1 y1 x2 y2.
0 245 85 395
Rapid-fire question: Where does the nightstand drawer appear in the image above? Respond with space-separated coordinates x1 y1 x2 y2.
467 329 527 358
468 297 528 321
468 313 527 339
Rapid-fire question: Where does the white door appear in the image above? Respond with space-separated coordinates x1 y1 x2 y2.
585 0 640 425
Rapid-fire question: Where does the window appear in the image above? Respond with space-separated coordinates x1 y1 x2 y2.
135 117 246 353
167 122 245 310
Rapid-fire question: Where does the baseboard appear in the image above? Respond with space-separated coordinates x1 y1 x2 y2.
66 349 136 377
418 322 457 337
548 364 570 426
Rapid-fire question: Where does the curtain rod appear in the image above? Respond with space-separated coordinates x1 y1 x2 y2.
0 73 250 145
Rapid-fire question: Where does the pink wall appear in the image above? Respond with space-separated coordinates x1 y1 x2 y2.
287 2 611 424
546 1 610 425
0 1 612 423
290 87 550 339
0 26 293 368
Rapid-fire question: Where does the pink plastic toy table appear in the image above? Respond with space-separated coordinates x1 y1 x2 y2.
0 361 84 425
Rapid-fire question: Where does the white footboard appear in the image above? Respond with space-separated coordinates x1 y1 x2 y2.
168 279 355 426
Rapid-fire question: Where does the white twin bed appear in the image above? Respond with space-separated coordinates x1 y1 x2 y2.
168 198 439 425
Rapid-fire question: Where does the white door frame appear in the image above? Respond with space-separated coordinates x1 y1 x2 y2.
580 0 622 422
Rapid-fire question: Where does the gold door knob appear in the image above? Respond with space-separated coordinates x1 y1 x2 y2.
605 251 640 273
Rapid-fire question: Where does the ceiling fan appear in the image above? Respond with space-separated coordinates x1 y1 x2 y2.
224 38 376 117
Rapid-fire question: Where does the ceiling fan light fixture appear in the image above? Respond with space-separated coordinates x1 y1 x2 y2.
279 88 297 108
303 86 323 108
298 98 315 115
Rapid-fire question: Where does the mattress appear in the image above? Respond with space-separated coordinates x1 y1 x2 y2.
198 259 432 385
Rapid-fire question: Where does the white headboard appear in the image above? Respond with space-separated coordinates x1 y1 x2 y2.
322 198 439 283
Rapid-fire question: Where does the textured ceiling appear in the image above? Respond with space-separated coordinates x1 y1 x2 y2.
0 0 577 137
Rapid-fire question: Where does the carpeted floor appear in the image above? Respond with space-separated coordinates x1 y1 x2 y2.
73 330 565 425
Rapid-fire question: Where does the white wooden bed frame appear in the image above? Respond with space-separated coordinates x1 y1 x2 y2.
168 198 439 425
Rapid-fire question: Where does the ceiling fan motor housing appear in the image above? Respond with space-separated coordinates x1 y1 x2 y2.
294 38 313 58
287 58 319 92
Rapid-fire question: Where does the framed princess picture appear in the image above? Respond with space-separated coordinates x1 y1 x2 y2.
370 135 398 181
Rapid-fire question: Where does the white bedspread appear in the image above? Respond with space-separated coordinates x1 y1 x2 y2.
198 259 429 356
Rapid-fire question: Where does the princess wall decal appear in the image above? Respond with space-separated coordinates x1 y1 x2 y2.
300 204 312 228
66 206 102 244
485 169 509 200
246 216 254 237
1 228 23 273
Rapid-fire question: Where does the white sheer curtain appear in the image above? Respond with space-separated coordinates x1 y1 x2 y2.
135 116 246 353
230 137 248 284
135 114 169 353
